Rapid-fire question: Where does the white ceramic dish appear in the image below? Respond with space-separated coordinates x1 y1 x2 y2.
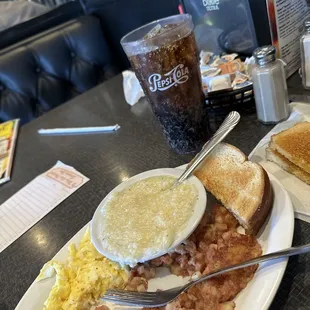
15 169 294 310
91 168 207 265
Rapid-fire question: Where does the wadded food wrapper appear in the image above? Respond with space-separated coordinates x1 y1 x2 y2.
219 59 244 75
232 71 252 89
249 102 310 223
208 74 231 92
221 53 238 62
199 50 213 66
122 70 145 106
200 65 221 77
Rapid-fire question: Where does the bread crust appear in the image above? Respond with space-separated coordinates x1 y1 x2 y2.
247 168 273 235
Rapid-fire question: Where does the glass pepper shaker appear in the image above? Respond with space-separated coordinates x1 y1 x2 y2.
251 46 290 124
300 20 310 90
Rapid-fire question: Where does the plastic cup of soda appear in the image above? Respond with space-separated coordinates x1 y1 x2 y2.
121 14 210 154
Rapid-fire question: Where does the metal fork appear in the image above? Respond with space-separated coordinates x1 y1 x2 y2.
102 243 310 308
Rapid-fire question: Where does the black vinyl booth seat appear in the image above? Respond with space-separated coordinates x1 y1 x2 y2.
0 15 118 125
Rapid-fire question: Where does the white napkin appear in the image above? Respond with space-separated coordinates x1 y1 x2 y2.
122 70 145 106
249 102 310 222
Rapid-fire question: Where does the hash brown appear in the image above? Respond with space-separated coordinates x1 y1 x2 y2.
127 205 262 310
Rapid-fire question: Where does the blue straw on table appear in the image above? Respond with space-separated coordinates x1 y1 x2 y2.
38 124 120 135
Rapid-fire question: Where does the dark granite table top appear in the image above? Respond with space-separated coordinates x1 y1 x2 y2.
1 73 310 310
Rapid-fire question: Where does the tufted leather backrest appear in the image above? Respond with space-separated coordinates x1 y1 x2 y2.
0 15 119 125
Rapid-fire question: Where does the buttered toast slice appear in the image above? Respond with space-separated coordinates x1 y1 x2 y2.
269 122 310 174
194 143 273 235
266 147 310 185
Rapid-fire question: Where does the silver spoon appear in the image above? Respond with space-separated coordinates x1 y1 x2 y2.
174 111 240 187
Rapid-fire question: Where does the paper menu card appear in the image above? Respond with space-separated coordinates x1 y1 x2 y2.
249 102 310 223
0 119 19 185
266 0 309 78
0 161 89 253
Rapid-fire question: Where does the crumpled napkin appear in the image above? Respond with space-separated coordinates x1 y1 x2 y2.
122 70 145 106
249 102 310 222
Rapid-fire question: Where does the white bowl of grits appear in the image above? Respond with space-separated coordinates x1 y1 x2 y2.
91 168 207 266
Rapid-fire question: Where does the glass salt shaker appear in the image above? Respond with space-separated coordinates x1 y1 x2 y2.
300 20 310 90
251 46 290 124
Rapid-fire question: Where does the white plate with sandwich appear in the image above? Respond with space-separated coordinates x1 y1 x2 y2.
15 143 294 310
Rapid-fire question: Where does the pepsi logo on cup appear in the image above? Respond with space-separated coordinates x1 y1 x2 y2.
148 64 189 92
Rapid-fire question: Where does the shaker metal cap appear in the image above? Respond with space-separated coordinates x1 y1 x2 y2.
253 45 276 66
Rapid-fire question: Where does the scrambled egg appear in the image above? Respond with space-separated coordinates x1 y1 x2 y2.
36 228 128 310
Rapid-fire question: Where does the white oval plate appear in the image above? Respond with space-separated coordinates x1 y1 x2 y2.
91 168 207 265
15 169 294 310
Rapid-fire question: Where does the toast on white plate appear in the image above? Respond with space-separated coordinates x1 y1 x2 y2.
266 147 310 185
194 143 273 235
269 122 310 174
